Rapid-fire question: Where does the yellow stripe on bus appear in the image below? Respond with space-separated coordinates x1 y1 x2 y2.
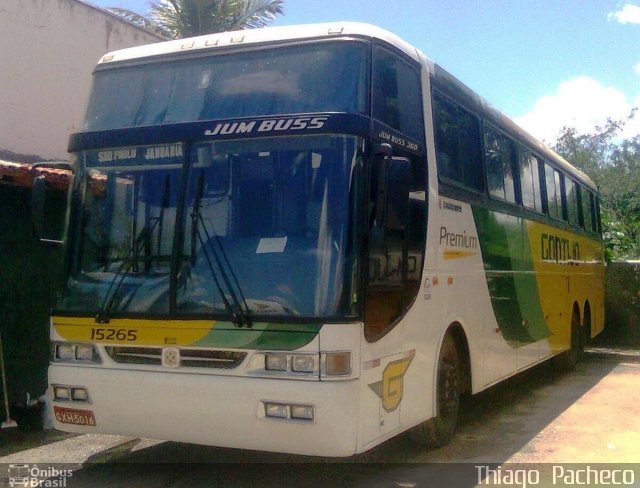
52 316 215 346
526 222 605 352
443 250 478 260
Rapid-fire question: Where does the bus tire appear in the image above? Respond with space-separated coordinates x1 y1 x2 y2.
410 333 461 448
554 307 581 372
580 303 592 360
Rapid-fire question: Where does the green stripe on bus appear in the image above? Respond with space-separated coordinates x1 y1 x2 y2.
472 206 550 348
193 321 322 350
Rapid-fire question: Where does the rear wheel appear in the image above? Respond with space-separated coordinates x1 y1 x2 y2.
411 333 461 448
554 307 581 372
579 304 592 361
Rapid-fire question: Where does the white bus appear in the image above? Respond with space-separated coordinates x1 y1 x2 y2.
47 22 604 456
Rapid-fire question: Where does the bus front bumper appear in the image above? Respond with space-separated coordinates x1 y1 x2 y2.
49 364 360 457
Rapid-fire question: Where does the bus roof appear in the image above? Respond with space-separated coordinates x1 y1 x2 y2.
96 22 596 192
96 22 423 66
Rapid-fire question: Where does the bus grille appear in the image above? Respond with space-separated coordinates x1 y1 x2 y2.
104 346 247 369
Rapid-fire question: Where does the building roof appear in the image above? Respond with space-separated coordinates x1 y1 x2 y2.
0 160 72 191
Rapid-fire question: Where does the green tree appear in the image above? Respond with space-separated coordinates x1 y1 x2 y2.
553 112 640 261
109 0 284 39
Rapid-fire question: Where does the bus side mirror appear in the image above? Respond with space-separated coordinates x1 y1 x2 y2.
373 143 392 229
31 175 47 239
385 157 411 232
31 165 72 246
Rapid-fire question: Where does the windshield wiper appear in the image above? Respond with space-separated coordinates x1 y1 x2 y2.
95 216 161 324
191 172 252 328
96 173 174 323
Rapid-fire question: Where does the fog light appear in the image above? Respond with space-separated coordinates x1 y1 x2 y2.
53 386 71 401
264 402 288 418
56 344 75 361
75 344 95 361
291 355 316 373
324 352 351 375
71 388 89 402
265 353 287 371
290 404 314 420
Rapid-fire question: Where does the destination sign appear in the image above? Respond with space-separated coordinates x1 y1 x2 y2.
91 143 184 167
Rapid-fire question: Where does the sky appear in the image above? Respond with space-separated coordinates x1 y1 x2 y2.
91 0 640 143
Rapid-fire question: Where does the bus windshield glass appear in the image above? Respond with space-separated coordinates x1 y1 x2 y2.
84 41 368 131
57 135 362 320
179 135 360 318
58 144 185 316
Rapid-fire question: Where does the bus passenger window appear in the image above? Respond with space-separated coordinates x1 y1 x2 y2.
518 151 542 212
544 163 562 220
566 179 580 226
554 170 565 220
433 93 483 191
484 126 516 203
581 187 596 232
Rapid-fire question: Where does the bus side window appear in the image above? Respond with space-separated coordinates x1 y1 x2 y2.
566 178 580 226
373 46 424 142
581 187 596 232
484 125 516 203
518 150 543 212
543 163 562 220
433 93 483 191
557 171 568 221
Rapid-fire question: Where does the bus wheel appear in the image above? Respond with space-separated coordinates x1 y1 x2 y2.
554 307 581 372
411 333 461 448
579 304 592 361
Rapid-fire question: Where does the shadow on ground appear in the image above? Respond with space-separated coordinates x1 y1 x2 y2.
61 356 622 487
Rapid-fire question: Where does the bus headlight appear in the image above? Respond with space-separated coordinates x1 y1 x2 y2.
262 402 314 421
52 384 91 403
251 351 352 379
75 344 95 361
290 404 314 420
291 354 316 373
264 402 288 418
53 386 71 401
71 387 89 402
265 353 288 371
52 343 101 364
263 352 318 375
55 344 75 361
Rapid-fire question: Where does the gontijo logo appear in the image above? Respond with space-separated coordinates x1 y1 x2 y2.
368 350 415 412
204 116 329 136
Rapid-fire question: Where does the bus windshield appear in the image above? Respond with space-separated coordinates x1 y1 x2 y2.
84 41 368 131
57 135 362 320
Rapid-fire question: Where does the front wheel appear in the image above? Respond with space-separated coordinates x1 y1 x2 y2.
411 334 461 448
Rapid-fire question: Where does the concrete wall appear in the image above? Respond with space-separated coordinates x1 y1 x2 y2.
0 0 163 160
603 261 640 346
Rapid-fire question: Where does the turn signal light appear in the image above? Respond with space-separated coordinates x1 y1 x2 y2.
322 352 351 376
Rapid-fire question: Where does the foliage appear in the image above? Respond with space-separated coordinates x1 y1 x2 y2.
552 111 640 261
109 0 284 39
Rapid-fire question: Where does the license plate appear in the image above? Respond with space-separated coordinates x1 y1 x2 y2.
54 406 97 426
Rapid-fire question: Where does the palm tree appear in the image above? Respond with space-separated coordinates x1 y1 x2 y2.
109 0 285 39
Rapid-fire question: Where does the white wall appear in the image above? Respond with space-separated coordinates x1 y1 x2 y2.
0 0 163 160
